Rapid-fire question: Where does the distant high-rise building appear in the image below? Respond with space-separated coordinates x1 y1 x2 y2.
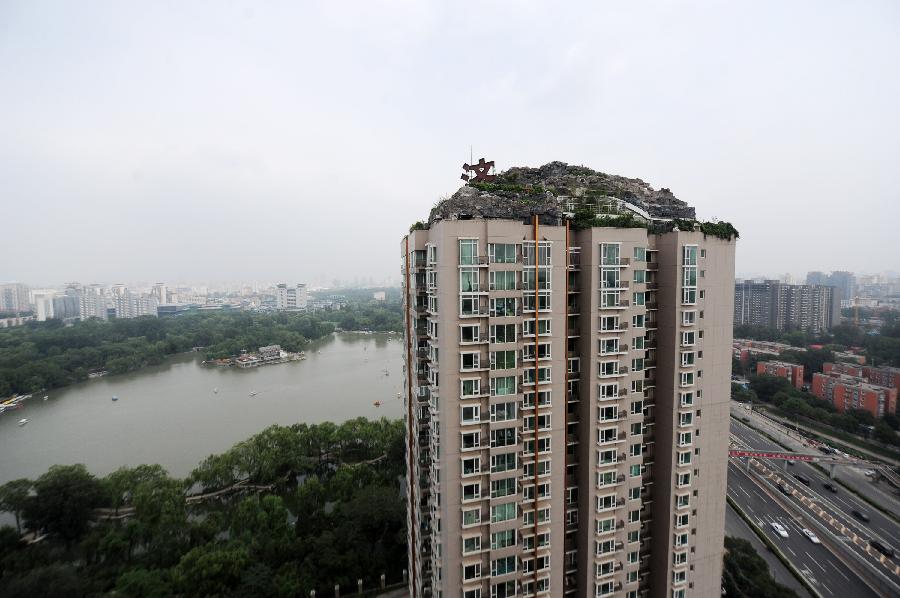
31 290 58 321
400 163 737 598
275 283 308 311
52 292 80 321
734 280 839 333
0 283 30 314
152 282 168 304
112 287 158 319
805 271 856 303
76 284 109 321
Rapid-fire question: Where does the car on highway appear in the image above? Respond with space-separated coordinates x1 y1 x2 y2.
777 483 792 496
770 522 789 538
852 509 871 523
793 473 811 486
801 528 821 544
822 482 838 493
869 539 895 558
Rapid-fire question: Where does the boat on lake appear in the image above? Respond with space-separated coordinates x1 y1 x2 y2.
249 391 257 397
111 396 119 402
17 419 28 427
373 401 382 407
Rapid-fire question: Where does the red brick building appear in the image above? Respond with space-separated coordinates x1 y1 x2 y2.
811 372 897 418
756 360 805 389
862 365 900 394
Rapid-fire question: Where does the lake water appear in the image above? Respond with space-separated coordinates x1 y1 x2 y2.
0 332 404 485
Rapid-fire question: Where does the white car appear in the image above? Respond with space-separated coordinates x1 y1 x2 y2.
770 522 789 538
801 528 820 544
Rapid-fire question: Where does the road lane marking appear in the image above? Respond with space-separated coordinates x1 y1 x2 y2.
830 562 850 581
786 545 797 556
806 553 827 573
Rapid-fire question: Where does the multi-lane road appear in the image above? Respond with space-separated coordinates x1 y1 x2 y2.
729 416 900 597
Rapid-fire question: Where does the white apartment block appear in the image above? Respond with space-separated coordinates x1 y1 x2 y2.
275 283 308 310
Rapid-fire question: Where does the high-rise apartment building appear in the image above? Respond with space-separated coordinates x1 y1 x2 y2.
400 163 736 598
734 280 839 334
275 283 308 311
0 282 30 314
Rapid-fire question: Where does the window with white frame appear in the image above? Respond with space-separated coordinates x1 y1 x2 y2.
461 431 481 451
461 404 480 424
461 378 481 397
459 239 478 266
682 310 696 326
461 352 481 370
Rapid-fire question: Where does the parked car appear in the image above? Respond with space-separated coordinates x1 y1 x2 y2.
778 483 792 496
823 483 838 493
852 509 871 523
770 522 789 538
801 528 821 544
869 539 895 558
793 474 811 486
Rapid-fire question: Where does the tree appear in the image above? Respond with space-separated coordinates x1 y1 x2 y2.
174 543 251 595
22 465 104 546
722 536 799 598
0 479 32 534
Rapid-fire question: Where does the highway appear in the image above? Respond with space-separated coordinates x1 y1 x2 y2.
730 417 900 596
727 461 878 597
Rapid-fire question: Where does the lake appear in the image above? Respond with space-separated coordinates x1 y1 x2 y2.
0 332 404 485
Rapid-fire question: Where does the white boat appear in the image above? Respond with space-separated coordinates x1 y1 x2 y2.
111 396 119 402
43 395 49 401
213 388 218 394
249 391 257 397
17 419 28 427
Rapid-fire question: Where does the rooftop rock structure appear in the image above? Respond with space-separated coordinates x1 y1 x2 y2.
428 161 696 225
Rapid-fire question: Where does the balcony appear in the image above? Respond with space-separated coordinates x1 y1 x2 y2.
600 257 630 267
645 302 658 310
599 322 628 334
598 366 628 379
459 283 488 293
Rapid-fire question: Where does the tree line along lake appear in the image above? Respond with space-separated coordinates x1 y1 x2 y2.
0 332 404 485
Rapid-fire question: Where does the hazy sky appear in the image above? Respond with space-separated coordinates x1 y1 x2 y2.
2 1 899 286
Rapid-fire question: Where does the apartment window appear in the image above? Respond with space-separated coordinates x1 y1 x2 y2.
598 291 618 311
681 352 695 367
459 239 478 265
491 529 515 550
599 361 618 377
490 452 517 473
597 427 618 444
595 539 616 555
673 570 687 584
461 352 481 370
463 507 481 527
678 451 692 466
490 427 516 448
460 296 481 316
632 291 645 306
632 357 644 372
678 431 692 447
600 267 620 289
463 562 481 581
633 335 645 350
633 269 646 283
683 245 697 266
490 297 517 317
674 532 689 548
522 267 551 291
523 366 551 384
600 338 620 354
489 270 516 291
629 443 641 457
630 422 641 436
490 478 517 498
491 502 517 524
598 383 619 400
462 482 481 502
596 559 615 577
600 242 620 265
682 310 696 325
462 456 481 476
630 400 643 415
491 582 515 598
629 486 641 500
699 290 705 299
600 316 619 331
679 412 693 427
461 405 480 424
632 314 644 328
596 516 615 534
599 405 618 422
490 401 516 422
490 376 516 396
674 551 687 566
463 535 481 554
490 323 515 343
680 392 694 407
461 324 480 343
522 240 551 266
676 494 690 509
491 555 516 577
677 472 691 487
681 331 695 346
522 342 551 361
596 494 616 512
491 350 516 370
523 318 551 336
460 268 480 293
597 471 617 488
631 379 643 393
676 513 690 528
633 246 646 261
598 449 617 466
489 243 517 264
461 378 481 397
523 390 552 409
461 431 481 451
523 459 551 477
680 372 694 387
630 464 640 477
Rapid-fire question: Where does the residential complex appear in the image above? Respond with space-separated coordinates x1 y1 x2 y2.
275 283 308 311
732 338 804 364
755 361 804 389
811 370 897 418
824 362 900 396
733 280 840 334
0 282 30 314
400 163 736 598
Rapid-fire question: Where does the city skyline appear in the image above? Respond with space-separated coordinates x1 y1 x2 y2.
3 1 900 284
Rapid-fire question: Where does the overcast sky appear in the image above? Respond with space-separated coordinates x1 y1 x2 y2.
2 1 898 287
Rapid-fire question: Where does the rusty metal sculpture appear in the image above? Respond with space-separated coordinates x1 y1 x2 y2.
461 158 496 183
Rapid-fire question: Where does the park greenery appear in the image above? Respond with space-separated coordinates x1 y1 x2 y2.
0 300 404 397
0 418 407 597
721 536 798 598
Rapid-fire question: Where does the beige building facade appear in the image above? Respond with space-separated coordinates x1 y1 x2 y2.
402 214 735 598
